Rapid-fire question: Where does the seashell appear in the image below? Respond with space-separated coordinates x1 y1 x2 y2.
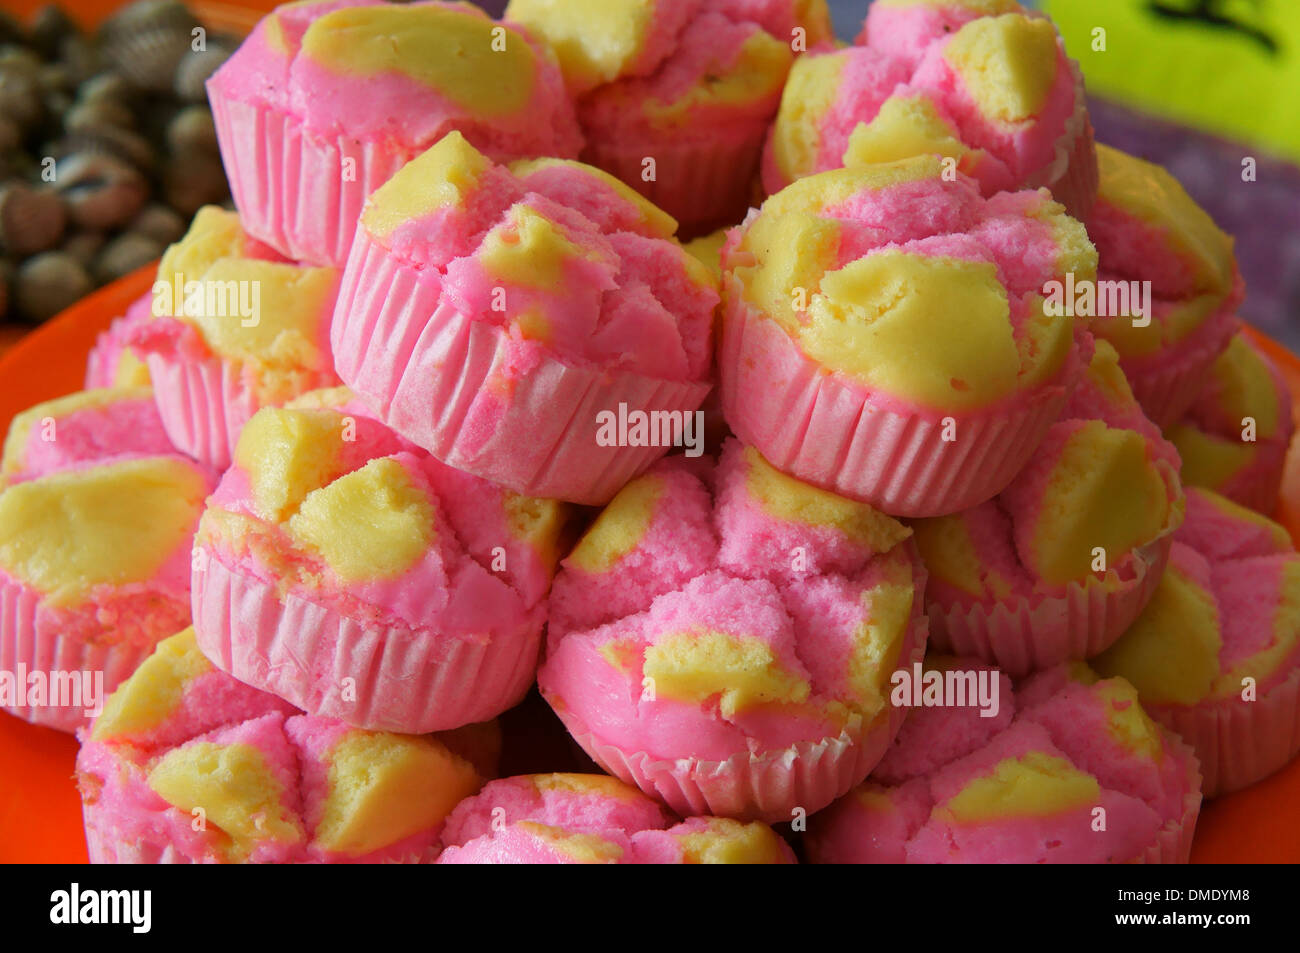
65 97 137 133
162 149 227 215
129 201 185 244
62 229 107 269
29 5 80 60
77 71 134 108
0 117 21 152
173 35 235 102
165 104 216 154
0 64 45 129
51 151 150 230
15 250 93 323
47 125 156 174
0 182 66 257
94 230 166 282
98 0 202 94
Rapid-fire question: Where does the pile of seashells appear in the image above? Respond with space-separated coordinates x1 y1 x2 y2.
0 1 237 323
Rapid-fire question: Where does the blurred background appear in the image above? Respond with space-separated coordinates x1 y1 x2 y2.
0 0 1296 351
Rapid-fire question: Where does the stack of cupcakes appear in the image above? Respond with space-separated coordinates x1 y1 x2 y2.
0 0 1295 865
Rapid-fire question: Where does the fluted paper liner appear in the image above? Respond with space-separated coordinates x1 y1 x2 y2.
928 536 1172 678
191 549 542 734
1 575 157 734
544 618 927 824
331 229 712 505
718 278 1076 517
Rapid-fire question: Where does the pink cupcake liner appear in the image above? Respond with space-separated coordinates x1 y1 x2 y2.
331 230 713 505
210 95 416 267
1024 60 1098 221
582 126 766 237
928 535 1171 679
1121 311 1240 430
547 618 927 824
191 548 543 734
1147 661 1300 799
718 279 1077 517
0 575 157 734
143 350 261 471
1134 731 1202 864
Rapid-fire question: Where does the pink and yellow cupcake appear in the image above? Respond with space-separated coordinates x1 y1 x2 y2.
191 398 567 733
719 156 1096 516
805 658 1201 863
1168 334 1294 515
207 0 582 266
764 1 1096 217
539 439 928 822
85 293 152 390
331 133 717 505
1092 488 1300 796
913 340 1184 676
507 0 834 235
77 627 485 863
1084 145 1243 428
437 772 795 864
0 390 213 732
128 207 342 470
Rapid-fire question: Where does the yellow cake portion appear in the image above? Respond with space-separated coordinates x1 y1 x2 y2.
234 407 352 523
1027 421 1176 585
92 628 212 743
744 445 910 551
943 14 1060 123
568 473 665 574
642 629 811 717
314 731 481 857
147 741 305 859
0 457 207 608
286 457 437 582
942 751 1100 822
677 818 790 864
303 5 536 116
842 95 979 170
1094 145 1236 296
1091 563 1222 706
768 50 849 183
362 132 493 238
506 0 659 93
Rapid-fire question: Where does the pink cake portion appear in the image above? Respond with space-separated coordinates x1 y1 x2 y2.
0 388 175 487
539 438 928 821
85 293 153 390
1169 334 1295 514
765 1 1092 214
192 399 567 732
78 629 486 863
805 659 1201 863
1091 488 1300 795
437 773 794 864
331 133 717 503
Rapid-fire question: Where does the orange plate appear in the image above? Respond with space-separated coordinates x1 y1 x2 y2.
1 270 1298 863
